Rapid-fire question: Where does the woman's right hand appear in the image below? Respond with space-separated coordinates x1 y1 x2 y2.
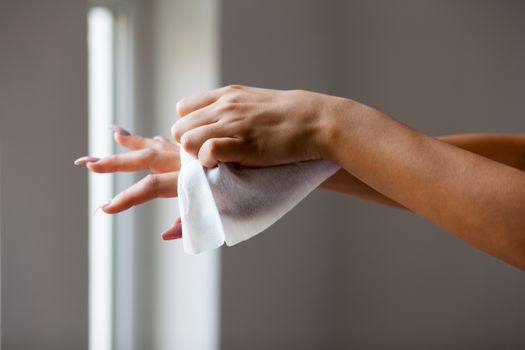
74 125 183 240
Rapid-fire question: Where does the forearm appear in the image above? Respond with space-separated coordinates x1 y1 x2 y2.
320 97 525 270
438 133 525 171
321 133 525 209
320 168 405 208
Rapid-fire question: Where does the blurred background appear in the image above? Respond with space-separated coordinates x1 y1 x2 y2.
1 0 525 349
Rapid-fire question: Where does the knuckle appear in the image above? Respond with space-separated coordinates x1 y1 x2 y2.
226 84 244 90
143 147 158 159
171 121 184 142
144 174 160 193
223 84 244 93
221 85 245 102
206 139 220 157
221 91 243 104
199 150 215 169
199 139 220 168
143 149 159 171
216 101 238 113
176 99 185 115
180 133 196 153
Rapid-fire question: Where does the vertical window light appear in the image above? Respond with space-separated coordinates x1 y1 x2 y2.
88 7 114 350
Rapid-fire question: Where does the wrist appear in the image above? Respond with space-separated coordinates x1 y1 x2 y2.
315 95 363 162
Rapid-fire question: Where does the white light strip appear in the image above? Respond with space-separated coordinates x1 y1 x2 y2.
88 7 114 350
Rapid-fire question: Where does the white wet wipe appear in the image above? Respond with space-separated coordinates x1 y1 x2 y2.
177 146 340 254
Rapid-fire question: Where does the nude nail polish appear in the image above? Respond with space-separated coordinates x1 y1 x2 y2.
109 124 131 136
74 156 100 165
94 200 111 215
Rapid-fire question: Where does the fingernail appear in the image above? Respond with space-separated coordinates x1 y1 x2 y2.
154 136 170 143
94 200 112 215
74 156 100 165
109 124 131 136
161 223 182 240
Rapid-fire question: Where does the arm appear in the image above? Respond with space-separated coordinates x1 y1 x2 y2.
321 133 525 210
319 99 525 270
172 85 525 270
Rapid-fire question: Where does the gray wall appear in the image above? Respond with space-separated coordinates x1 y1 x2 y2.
0 0 88 349
220 1 525 349
1 1 524 349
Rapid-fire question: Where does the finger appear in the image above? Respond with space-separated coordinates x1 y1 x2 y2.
180 123 233 158
198 138 245 168
74 156 100 165
161 224 182 240
114 132 160 151
176 87 226 117
87 149 152 173
103 172 179 214
161 218 182 240
86 149 158 173
110 124 131 136
87 148 179 173
110 125 162 150
171 103 219 143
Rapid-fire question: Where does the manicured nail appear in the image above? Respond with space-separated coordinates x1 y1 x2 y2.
109 124 131 136
94 200 111 215
154 136 170 143
161 223 182 240
74 156 100 165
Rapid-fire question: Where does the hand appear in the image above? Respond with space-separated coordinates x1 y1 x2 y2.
172 85 337 167
74 125 182 240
